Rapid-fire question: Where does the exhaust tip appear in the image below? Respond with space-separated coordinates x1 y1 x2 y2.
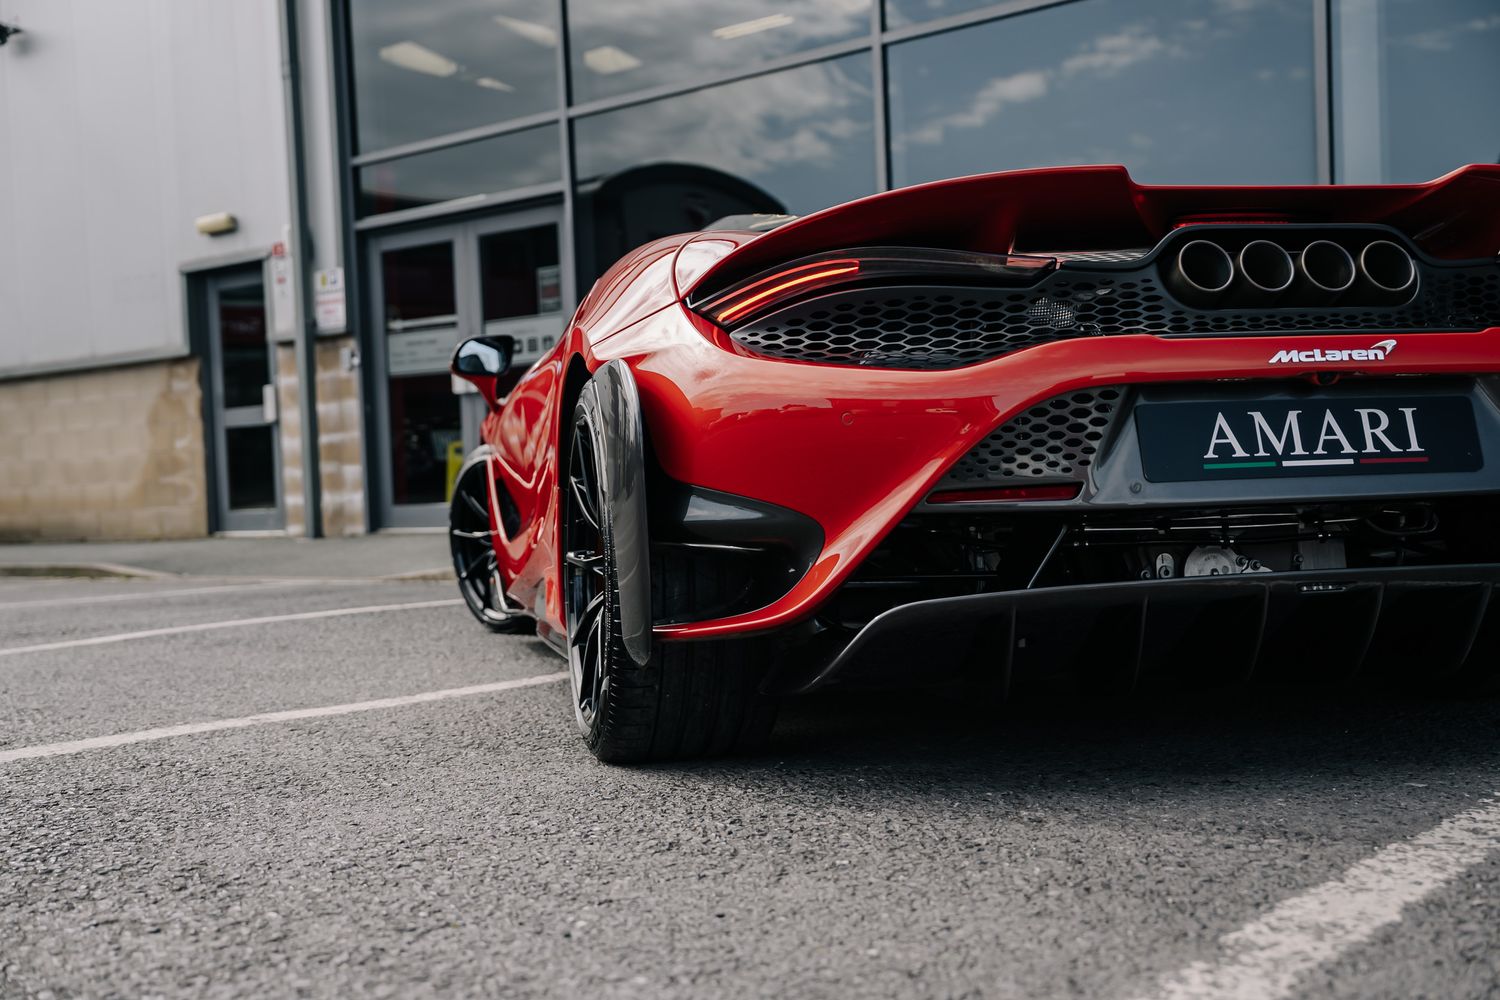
1359 240 1417 293
1299 240 1356 293
1176 240 1234 295
1237 240 1295 294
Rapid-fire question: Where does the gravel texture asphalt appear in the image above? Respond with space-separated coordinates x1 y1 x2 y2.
2 575 1498 999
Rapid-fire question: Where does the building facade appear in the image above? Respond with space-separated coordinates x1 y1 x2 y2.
0 0 1496 539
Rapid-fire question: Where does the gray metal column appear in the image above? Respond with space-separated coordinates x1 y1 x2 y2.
278 0 323 537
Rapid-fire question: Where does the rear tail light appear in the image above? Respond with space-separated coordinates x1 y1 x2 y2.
691 247 1056 329
712 259 862 325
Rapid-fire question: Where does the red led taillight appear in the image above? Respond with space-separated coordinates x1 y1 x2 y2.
713 260 861 324
690 247 1055 330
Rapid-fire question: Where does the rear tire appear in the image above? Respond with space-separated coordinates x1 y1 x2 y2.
563 381 777 763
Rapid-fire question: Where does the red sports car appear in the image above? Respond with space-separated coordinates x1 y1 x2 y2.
448 164 1500 762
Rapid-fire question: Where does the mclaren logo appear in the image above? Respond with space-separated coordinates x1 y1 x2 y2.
1267 339 1397 365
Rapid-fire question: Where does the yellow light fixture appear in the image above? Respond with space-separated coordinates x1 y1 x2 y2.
194 212 239 236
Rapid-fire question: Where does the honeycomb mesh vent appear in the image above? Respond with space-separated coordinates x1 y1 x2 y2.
1040 249 1152 263
942 387 1125 485
729 267 1500 371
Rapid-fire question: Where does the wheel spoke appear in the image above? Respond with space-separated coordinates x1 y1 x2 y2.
569 631 586 692
571 432 604 528
570 591 604 648
563 549 605 575
568 473 600 531
461 489 489 522
451 528 494 541
459 547 492 582
578 615 599 708
588 607 606 708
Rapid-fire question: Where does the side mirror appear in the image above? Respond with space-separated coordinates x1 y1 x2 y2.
450 335 514 409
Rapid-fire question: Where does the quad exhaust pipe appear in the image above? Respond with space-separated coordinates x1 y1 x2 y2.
1237 240 1295 300
1359 240 1418 299
1297 240 1357 301
1167 236 1416 307
1171 240 1234 304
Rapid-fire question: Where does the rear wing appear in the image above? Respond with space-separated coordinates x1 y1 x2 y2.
684 164 1500 301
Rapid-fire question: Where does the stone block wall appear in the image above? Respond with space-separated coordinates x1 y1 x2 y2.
275 335 366 537
0 360 208 541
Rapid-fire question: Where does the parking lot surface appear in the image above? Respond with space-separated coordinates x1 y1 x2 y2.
3 574 1499 999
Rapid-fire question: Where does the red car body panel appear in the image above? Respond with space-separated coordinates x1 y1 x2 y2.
477 164 1500 647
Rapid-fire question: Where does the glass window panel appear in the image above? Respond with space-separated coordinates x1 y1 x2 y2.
380 242 457 325
886 0 1026 29
888 0 1317 188
480 225 563 372
356 126 560 218
217 281 268 410
1333 0 1500 183
567 0 871 103
388 374 462 505
349 0 559 152
225 425 278 511
379 242 461 506
574 55 875 222
480 226 561 321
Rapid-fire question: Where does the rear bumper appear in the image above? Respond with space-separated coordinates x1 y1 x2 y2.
599 307 1500 640
776 564 1500 694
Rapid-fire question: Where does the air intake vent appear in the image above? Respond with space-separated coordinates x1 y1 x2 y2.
727 265 1500 370
942 386 1125 486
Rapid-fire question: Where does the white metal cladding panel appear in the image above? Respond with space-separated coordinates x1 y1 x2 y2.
0 0 293 378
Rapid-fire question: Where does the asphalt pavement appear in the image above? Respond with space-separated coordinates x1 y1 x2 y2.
0 533 449 580
3 572 1499 999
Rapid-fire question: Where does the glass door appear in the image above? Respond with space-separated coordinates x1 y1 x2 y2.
369 208 569 529
369 229 464 527
206 270 283 532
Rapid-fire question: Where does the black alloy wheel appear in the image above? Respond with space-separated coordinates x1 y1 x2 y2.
563 411 613 731
450 462 531 633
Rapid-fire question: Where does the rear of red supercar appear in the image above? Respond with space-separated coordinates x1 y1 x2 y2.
451 164 1500 762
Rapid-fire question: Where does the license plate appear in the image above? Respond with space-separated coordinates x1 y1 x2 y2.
1135 395 1483 483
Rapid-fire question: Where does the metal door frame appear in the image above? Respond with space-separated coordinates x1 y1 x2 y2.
204 266 285 533
366 204 570 530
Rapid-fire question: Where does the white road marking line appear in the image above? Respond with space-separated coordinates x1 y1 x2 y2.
1136 794 1500 1000
0 579 320 611
0 672 567 764
0 599 464 658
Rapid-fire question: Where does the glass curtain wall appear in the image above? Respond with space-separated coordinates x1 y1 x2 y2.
572 55 877 219
348 0 560 151
1330 0 1500 183
345 0 1500 260
886 0 1318 187
567 0 872 102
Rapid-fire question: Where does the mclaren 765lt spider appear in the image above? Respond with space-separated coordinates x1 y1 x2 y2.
448 164 1500 762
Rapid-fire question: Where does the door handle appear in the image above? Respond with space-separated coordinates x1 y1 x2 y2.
262 383 279 423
